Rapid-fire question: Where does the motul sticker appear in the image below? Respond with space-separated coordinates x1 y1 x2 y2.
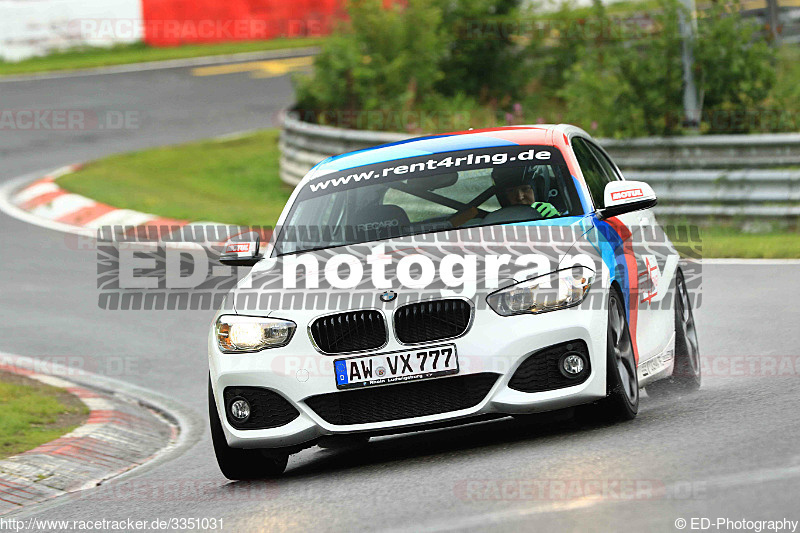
226 243 250 254
611 188 644 201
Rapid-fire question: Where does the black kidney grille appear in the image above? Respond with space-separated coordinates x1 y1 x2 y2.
223 387 300 430
508 340 591 393
305 373 499 425
309 310 387 354
394 299 472 344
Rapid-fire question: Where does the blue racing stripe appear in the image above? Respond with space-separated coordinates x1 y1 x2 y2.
403 134 518 153
594 219 631 316
320 133 519 172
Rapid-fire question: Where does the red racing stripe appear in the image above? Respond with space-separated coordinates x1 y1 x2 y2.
604 216 640 363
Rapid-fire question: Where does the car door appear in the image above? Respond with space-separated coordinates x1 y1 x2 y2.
582 139 675 366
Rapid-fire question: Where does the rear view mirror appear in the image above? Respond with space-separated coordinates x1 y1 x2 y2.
220 233 262 267
598 180 657 219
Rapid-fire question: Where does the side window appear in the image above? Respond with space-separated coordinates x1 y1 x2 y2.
572 138 611 209
586 142 622 182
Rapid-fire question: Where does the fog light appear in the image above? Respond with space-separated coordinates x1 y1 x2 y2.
229 398 251 421
561 353 586 378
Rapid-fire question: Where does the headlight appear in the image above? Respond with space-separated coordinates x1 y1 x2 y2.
215 315 296 353
486 267 595 316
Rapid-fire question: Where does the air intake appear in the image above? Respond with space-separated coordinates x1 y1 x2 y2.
305 373 499 425
394 299 472 344
309 310 387 354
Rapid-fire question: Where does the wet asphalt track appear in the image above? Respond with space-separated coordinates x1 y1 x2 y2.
0 57 799 532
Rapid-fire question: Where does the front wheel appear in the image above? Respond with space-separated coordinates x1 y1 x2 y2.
580 290 639 422
208 378 289 480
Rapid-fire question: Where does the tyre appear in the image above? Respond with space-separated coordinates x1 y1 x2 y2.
208 378 289 480
580 289 639 422
646 269 701 397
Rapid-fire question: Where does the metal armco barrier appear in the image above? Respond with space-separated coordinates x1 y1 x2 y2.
279 113 800 217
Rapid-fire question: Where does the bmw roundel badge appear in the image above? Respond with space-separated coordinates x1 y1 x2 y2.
379 290 397 303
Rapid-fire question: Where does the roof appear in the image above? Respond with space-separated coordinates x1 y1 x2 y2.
311 124 590 178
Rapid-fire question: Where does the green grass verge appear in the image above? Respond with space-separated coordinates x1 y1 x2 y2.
0 38 324 77
0 372 89 459
58 129 292 226
58 128 800 257
691 227 800 259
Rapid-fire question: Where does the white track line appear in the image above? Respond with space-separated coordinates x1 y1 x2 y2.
13 181 60 204
0 169 232 250
83 208 157 230
29 193 96 219
0 172 94 237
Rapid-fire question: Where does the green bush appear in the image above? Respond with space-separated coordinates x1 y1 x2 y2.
295 0 780 136
556 0 685 137
294 0 522 131
554 0 776 137
763 47 800 132
294 0 448 129
695 2 777 132
434 0 527 101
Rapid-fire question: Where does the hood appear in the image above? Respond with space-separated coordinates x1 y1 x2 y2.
229 216 595 317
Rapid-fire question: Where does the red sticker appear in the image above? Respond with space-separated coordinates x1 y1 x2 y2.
225 243 250 254
611 188 644 201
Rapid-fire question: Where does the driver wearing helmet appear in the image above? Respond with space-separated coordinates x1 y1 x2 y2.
491 165 560 218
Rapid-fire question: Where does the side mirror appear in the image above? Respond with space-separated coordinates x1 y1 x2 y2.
598 180 657 219
220 233 262 267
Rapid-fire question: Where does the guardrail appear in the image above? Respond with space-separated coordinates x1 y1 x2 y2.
279 113 800 217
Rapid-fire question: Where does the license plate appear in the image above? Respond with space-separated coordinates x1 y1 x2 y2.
334 344 458 390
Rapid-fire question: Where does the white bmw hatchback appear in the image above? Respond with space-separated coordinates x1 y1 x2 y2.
208 124 701 479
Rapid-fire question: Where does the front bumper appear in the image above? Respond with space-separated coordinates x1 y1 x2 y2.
208 303 608 450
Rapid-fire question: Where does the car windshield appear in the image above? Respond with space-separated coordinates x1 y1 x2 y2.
275 145 583 256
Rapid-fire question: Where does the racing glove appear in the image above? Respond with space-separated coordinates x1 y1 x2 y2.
533 202 559 218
